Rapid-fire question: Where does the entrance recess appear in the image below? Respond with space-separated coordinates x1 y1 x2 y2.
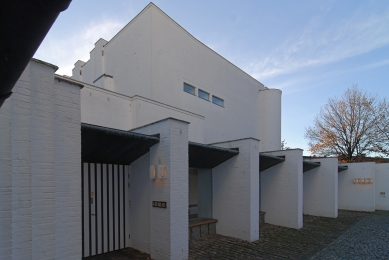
82 163 130 257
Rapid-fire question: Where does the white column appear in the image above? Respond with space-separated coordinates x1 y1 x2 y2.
212 138 260 242
375 163 389 210
54 77 82 259
261 149 303 229
303 157 338 218
132 118 189 260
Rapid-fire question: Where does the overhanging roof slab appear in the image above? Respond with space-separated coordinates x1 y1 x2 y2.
81 123 159 165
260 154 285 172
189 142 239 169
338 165 348 172
303 161 321 172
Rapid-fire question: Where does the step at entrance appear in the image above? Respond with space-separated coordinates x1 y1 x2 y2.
189 218 217 240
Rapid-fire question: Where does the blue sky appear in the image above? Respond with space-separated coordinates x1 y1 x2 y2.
34 0 389 154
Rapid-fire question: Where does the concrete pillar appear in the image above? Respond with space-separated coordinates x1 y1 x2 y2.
338 162 375 212
198 169 212 218
303 157 338 218
212 138 260 242
132 118 189 260
261 149 303 229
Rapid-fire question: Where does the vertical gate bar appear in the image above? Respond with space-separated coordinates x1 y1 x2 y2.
112 164 116 250
81 162 84 257
123 164 126 248
95 164 98 254
101 164 104 253
107 164 110 252
88 163 92 256
118 164 121 248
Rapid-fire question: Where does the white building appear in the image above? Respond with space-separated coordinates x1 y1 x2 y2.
1 2 388 260
70 3 282 258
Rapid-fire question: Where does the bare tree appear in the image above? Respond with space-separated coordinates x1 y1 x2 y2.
281 139 291 150
305 86 387 162
374 98 389 156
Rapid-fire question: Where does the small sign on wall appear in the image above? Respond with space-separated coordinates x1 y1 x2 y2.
152 201 167 208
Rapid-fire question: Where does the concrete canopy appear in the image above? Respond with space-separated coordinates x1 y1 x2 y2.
189 142 239 169
81 123 160 165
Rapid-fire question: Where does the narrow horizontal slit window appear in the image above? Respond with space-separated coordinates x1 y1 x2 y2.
184 83 195 95
198 89 209 101
212 95 224 107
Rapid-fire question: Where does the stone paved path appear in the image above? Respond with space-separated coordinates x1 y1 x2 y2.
310 211 389 260
85 210 389 260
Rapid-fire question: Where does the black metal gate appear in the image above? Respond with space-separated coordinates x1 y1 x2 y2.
82 163 130 257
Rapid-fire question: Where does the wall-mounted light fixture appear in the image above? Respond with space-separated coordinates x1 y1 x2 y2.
150 165 157 179
150 165 167 179
157 165 167 179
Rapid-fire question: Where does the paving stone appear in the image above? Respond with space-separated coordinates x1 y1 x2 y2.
86 210 389 260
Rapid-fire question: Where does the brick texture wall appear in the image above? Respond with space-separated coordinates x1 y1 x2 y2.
212 138 260 242
0 59 82 260
132 118 189 260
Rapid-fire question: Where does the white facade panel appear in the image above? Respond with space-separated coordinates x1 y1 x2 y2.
303 157 338 218
338 162 375 212
261 149 303 229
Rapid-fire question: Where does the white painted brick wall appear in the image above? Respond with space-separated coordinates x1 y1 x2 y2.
132 118 189 260
0 59 82 260
303 157 338 218
54 79 82 260
129 153 151 253
212 138 260 242
11 62 33 259
375 163 389 210
338 162 375 212
261 149 303 229
0 80 12 259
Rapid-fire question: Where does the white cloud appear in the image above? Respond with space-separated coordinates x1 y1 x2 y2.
246 7 389 80
34 19 125 76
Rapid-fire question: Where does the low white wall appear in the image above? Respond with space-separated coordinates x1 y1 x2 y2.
303 157 338 218
0 59 82 259
132 118 189 260
375 163 389 211
261 149 303 229
338 162 375 212
212 138 260 242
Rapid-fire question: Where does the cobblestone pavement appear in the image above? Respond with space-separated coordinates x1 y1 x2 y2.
310 211 389 260
85 210 389 260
